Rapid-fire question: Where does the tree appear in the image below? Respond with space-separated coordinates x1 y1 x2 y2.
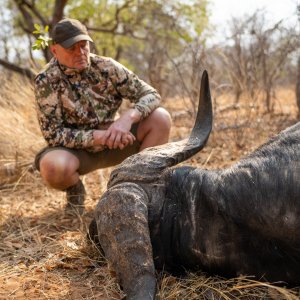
218 10 299 112
295 4 300 117
296 56 300 117
119 0 209 96
0 0 209 90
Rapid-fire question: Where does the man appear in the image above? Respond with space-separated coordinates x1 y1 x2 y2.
34 18 171 213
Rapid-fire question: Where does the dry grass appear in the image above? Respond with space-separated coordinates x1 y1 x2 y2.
0 70 299 299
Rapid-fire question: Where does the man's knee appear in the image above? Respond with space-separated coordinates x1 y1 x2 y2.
149 107 172 130
39 150 80 189
137 107 171 144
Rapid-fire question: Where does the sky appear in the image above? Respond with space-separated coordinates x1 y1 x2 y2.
209 0 299 42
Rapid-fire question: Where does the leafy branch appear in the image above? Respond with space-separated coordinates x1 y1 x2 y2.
32 24 52 50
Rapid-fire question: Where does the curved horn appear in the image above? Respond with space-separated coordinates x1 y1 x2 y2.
108 70 213 187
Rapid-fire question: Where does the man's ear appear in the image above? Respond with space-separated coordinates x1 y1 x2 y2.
50 45 57 57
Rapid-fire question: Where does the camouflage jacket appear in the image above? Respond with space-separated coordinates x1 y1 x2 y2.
34 54 161 152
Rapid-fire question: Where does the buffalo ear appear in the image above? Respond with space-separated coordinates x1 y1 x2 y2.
87 218 105 255
87 218 99 244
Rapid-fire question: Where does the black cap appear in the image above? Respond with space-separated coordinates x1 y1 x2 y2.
52 18 93 48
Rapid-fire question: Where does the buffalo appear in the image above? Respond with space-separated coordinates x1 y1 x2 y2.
89 71 300 299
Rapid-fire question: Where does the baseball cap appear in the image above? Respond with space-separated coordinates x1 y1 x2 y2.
52 18 93 48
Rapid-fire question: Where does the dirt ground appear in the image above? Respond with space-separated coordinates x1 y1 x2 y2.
0 71 299 299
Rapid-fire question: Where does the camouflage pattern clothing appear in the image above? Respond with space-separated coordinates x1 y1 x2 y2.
34 53 161 152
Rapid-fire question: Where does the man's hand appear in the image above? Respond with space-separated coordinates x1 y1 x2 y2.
105 109 141 150
93 127 134 150
93 130 108 147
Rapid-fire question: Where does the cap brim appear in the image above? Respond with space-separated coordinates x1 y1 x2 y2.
60 34 94 48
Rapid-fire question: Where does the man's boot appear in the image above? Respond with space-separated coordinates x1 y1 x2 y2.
65 179 86 215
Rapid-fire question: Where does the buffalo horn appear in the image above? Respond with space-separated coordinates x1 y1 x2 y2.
108 70 213 186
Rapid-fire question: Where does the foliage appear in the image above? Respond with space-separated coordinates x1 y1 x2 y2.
9 0 209 56
3 0 299 108
4 0 209 94
32 24 52 50
215 9 299 112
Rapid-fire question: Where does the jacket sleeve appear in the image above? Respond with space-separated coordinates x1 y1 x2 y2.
108 59 161 119
34 73 101 150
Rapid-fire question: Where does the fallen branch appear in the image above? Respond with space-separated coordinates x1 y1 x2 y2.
0 59 36 81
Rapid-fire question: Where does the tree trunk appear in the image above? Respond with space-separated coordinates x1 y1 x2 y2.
52 0 68 26
296 56 300 118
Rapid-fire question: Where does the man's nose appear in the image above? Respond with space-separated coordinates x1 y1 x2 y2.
74 46 85 55
79 47 86 54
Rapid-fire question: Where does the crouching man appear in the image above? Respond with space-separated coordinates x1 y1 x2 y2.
34 18 171 214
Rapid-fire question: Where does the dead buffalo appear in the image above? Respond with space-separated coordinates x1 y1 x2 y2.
89 71 300 299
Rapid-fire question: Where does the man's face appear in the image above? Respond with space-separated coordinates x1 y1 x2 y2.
50 40 90 70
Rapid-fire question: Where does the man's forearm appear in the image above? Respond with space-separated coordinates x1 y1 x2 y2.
119 108 142 125
134 93 161 119
99 109 140 150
